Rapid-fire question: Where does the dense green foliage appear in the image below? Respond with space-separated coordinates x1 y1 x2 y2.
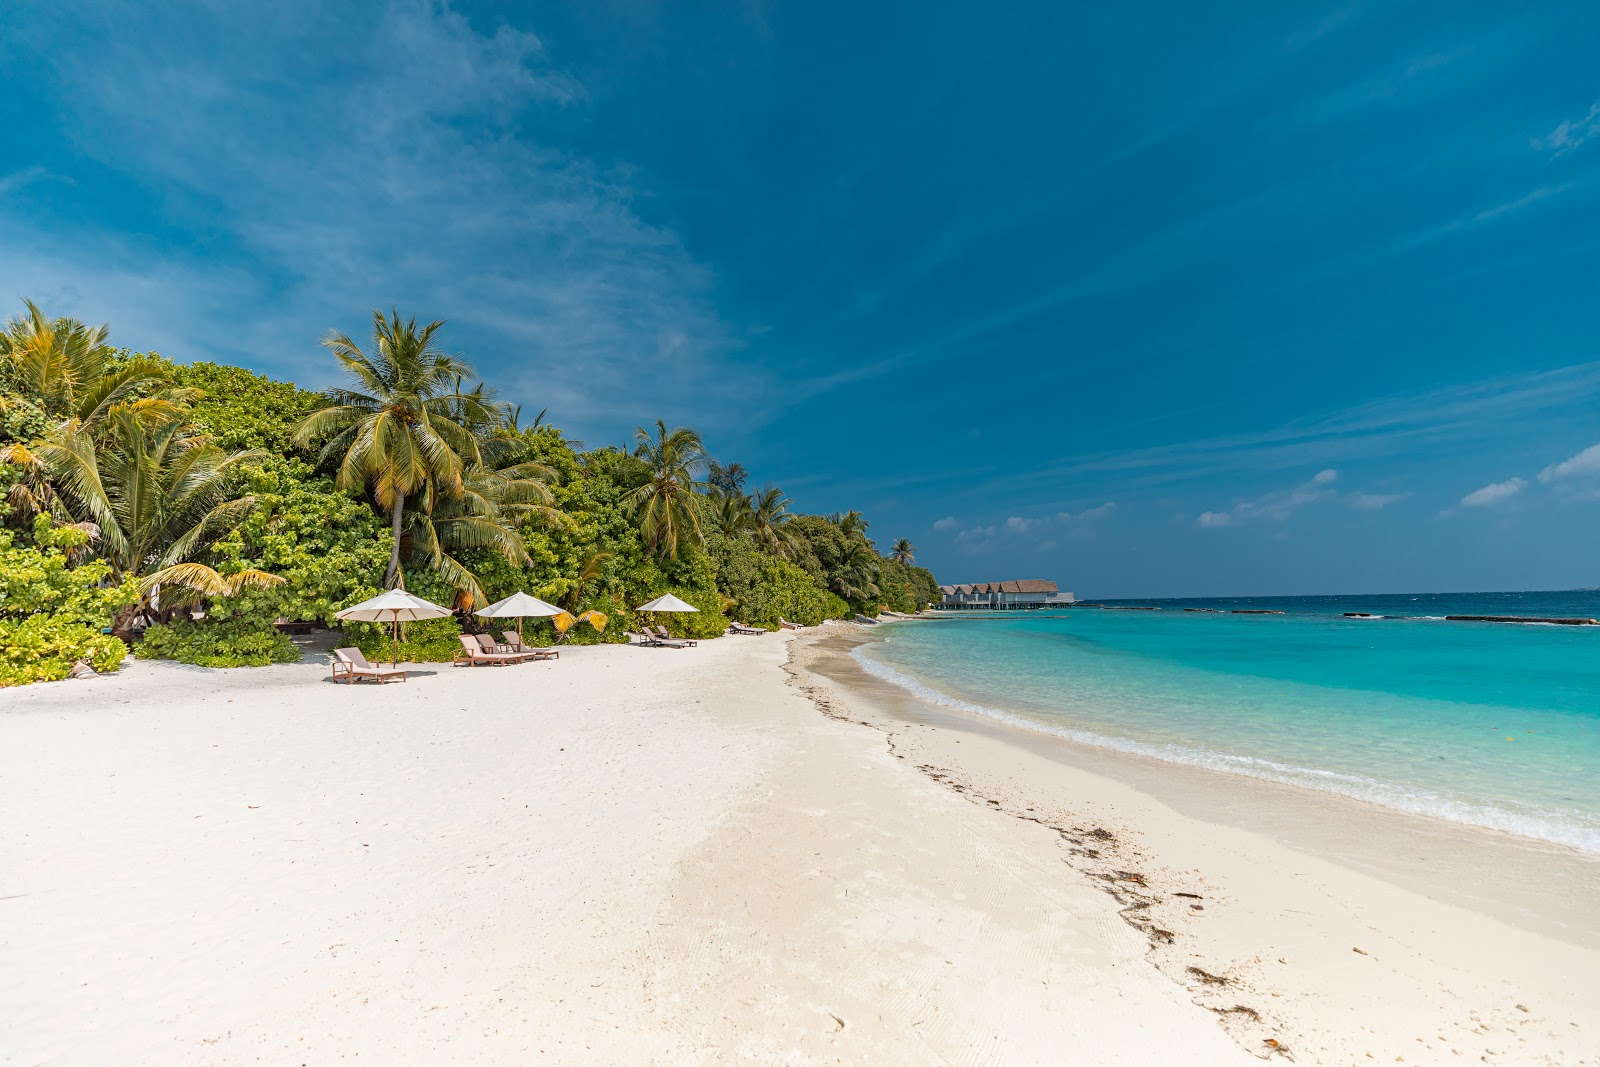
0 300 941 682
0 517 135 684
136 616 301 667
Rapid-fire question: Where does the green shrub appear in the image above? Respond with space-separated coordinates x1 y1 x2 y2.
0 615 126 686
345 615 463 663
0 517 139 625
136 616 301 668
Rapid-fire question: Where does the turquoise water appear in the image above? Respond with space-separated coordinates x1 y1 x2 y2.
854 597 1600 852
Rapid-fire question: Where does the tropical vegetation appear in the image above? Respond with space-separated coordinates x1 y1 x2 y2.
0 299 940 682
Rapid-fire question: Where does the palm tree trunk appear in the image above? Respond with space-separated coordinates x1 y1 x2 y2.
384 490 405 589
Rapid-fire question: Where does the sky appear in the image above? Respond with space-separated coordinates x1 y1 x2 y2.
2 1 1598 597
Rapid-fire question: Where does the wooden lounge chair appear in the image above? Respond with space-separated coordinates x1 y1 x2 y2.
778 618 801 630
630 629 680 648
501 632 558 660
454 634 522 666
650 624 696 647
331 647 407 684
473 633 542 663
726 622 764 635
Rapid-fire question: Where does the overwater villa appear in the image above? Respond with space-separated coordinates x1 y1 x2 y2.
936 580 1073 610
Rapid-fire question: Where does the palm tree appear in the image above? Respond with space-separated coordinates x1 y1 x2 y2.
292 310 497 589
890 538 915 565
560 549 614 611
705 490 756 538
750 486 799 559
831 509 870 541
829 539 880 604
1 299 180 430
409 451 564 607
627 420 706 559
30 407 280 636
707 460 748 496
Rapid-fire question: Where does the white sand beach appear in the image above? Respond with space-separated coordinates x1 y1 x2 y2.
3 627 1598 1065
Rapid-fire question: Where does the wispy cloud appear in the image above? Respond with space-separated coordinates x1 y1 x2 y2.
1198 469 1337 527
1059 502 1117 522
975 362 1600 500
1346 491 1408 511
0 2 743 433
1461 477 1525 508
1538 442 1600 483
0 165 52 198
932 516 960 532
952 500 1118 548
1534 100 1600 157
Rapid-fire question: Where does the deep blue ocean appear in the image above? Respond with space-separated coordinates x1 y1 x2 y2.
854 591 1600 852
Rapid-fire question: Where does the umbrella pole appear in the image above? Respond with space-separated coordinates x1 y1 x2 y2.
392 616 399 668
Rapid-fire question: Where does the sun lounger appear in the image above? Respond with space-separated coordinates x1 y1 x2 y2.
454 634 523 666
501 632 558 660
650 624 696 647
331 647 408 684
778 618 800 630
473 632 544 663
726 622 764 635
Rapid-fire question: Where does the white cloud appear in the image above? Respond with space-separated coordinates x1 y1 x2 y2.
1197 471 1338 527
1538 442 1600 484
1460 477 1526 508
1059 501 1117 522
1004 516 1036 533
1346 491 1408 511
1534 101 1600 157
932 516 960 532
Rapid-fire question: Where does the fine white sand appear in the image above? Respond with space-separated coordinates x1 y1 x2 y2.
2 626 1596 1065
3 631 1248 1065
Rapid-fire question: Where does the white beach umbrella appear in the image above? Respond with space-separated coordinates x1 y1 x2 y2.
336 589 453 666
476 591 563 641
635 592 699 641
635 593 698 613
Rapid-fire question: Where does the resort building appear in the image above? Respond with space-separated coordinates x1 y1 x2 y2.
936 580 1073 610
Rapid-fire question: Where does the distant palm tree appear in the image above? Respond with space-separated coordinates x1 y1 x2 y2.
292 310 497 589
831 509 870 541
30 407 281 636
830 540 880 604
706 490 756 538
0 299 180 430
628 420 706 559
750 486 800 559
708 460 748 496
890 538 915 565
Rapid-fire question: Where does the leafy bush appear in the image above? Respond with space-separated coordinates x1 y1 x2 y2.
345 615 463 663
136 616 300 668
0 517 137 685
0 615 127 686
820 591 852 620
168 360 328 452
210 458 390 625
0 517 139 625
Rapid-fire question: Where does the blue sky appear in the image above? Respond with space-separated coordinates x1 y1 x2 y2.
3 1 1598 597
